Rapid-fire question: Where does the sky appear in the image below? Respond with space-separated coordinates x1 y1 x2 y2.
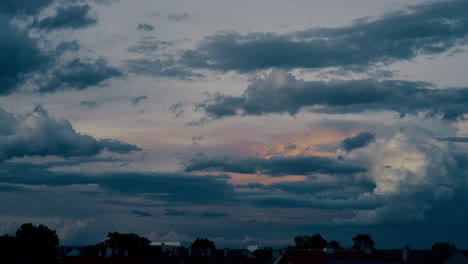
1 0 468 249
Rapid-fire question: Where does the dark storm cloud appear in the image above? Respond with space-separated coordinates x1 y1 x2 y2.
0 18 50 95
341 132 375 152
0 106 140 162
0 0 53 16
137 23 154 32
0 164 236 205
198 211 228 218
165 209 189 216
436 137 468 143
126 58 201 80
33 4 98 30
182 0 468 72
198 70 468 120
246 194 383 209
184 154 366 176
131 210 152 217
132 95 148 106
39 58 122 92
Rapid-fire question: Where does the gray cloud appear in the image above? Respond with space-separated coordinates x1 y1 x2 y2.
197 211 228 218
137 23 154 32
168 13 189 22
33 4 98 30
184 154 366 176
131 210 152 217
126 58 201 80
132 95 148 106
197 70 468 121
80 100 99 108
0 163 235 205
165 209 189 216
0 0 53 16
0 18 49 95
0 106 140 162
127 37 174 55
435 137 468 143
341 132 375 152
39 57 122 92
182 0 468 72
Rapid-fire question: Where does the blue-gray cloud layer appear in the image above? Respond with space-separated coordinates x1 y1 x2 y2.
33 4 98 30
184 154 366 176
341 132 375 152
198 70 468 120
0 0 53 16
0 106 140 161
182 0 468 72
39 58 122 92
0 18 49 95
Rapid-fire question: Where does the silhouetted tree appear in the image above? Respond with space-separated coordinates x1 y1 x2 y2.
432 242 456 250
294 233 327 249
327 240 342 249
15 223 59 263
105 232 151 256
191 238 216 249
352 234 375 251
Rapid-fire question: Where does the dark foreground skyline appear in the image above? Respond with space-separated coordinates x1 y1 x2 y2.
1 0 468 249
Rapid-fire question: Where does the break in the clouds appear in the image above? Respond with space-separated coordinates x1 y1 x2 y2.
340 132 375 153
198 70 468 121
184 154 366 176
182 0 468 72
33 4 98 30
0 106 140 162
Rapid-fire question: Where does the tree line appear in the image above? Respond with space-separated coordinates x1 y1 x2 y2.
0 223 460 263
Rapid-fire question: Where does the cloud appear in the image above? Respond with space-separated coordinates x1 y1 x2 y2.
80 100 99 108
0 0 53 16
132 95 148 106
197 70 468 121
167 13 189 22
0 163 236 205
137 23 154 32
131 210 152 217
0 106 140 162
0 18 50 95
182 0 468 72
340 132 375 152
197 211 228 218
165 209 189 216
126 58 201 80
184 154 366 176
33 4 98 30
39 57 122 92
435 136 468 143
127 37 173 55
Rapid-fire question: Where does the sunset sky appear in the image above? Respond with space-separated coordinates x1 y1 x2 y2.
1 0 468 248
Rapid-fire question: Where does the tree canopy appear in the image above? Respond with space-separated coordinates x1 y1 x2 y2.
432 242 456 250
104 232 152 256
294 233 328 249
191 238 216 249
352 234 375 251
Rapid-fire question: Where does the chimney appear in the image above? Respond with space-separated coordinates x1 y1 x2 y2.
224 248 229 257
